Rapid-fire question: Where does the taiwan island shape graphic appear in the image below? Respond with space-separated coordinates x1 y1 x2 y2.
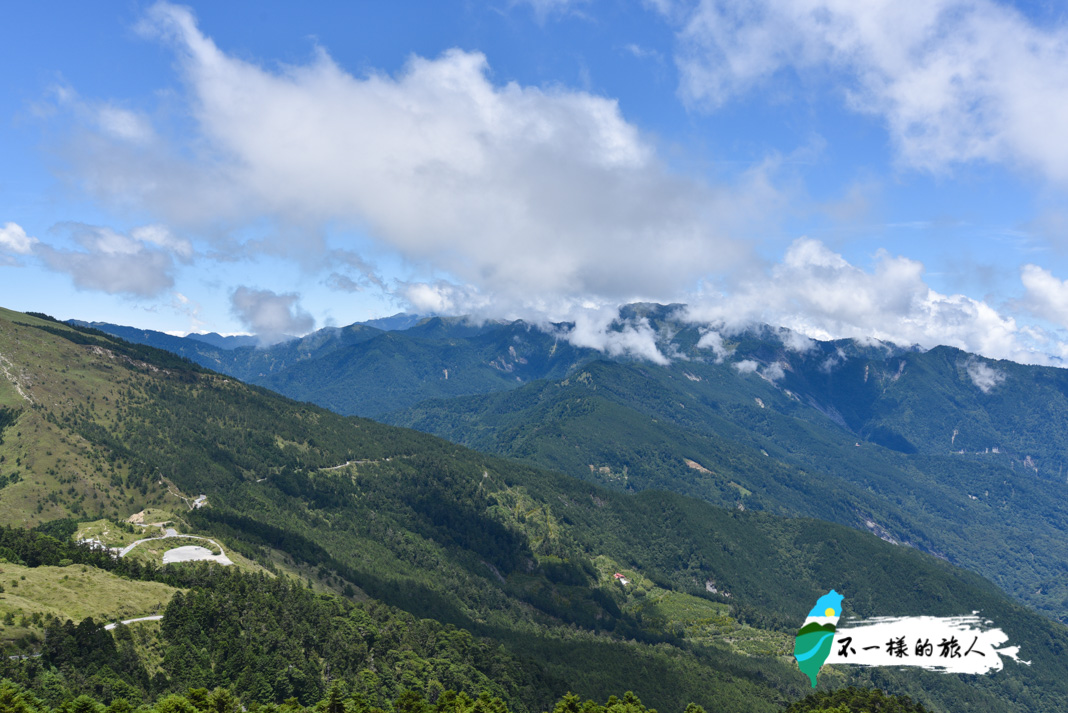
794 590 844 687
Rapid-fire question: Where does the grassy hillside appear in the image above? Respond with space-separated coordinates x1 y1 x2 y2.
0 561 176 647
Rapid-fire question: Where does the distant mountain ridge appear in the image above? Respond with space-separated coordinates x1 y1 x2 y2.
73 314 601 417
71 310 426 355
357 311 430 331
185 331 260 349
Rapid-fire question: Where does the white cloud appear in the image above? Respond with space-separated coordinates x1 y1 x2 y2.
675 0 1068 182
170 291 205 332
0 222 38 259
59 2 781 319
965 357 1006 393
779 327 815 353
623 43 664 62
643 0 683 19
130 224 193 260
46 82 155 147
696 329 728 362
761 362 786 382
562 307 670 365
820 346 847 373
35 222 187 297
324 273 363 293
328 249 385 291
399 281 493 316
95 104 155 144
733 359 759 374
686 237 1066 365
1020 264 1068 327
230 287 314 344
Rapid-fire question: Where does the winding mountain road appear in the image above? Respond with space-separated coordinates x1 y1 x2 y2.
118 529 232 565
103 615 163 631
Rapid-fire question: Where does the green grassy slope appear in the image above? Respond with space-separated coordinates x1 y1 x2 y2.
0 561 177 646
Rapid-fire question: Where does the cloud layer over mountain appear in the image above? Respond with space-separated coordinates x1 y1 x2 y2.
12 2 1068 365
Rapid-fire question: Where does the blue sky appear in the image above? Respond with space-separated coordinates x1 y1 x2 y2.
4 1 1068 363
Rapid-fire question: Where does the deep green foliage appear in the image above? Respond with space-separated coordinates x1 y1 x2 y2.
39 616 150 706
2 565 555 711
0 679 815 713
0 405 17 438
0 525 144 578
784 687 929 712
158 569 554 709
0 677 943 713
32 519 80 543
0 526 113 569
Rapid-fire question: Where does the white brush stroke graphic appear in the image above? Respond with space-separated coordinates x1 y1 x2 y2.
826 614 1029 674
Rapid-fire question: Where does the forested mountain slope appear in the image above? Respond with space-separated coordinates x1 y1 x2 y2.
389 352 1068 621
380 312 1068 623
1 307 1066 712
80 307 1068 623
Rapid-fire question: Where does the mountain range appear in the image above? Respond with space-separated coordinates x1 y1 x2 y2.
1 305 1064 711
79 304 1068 623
